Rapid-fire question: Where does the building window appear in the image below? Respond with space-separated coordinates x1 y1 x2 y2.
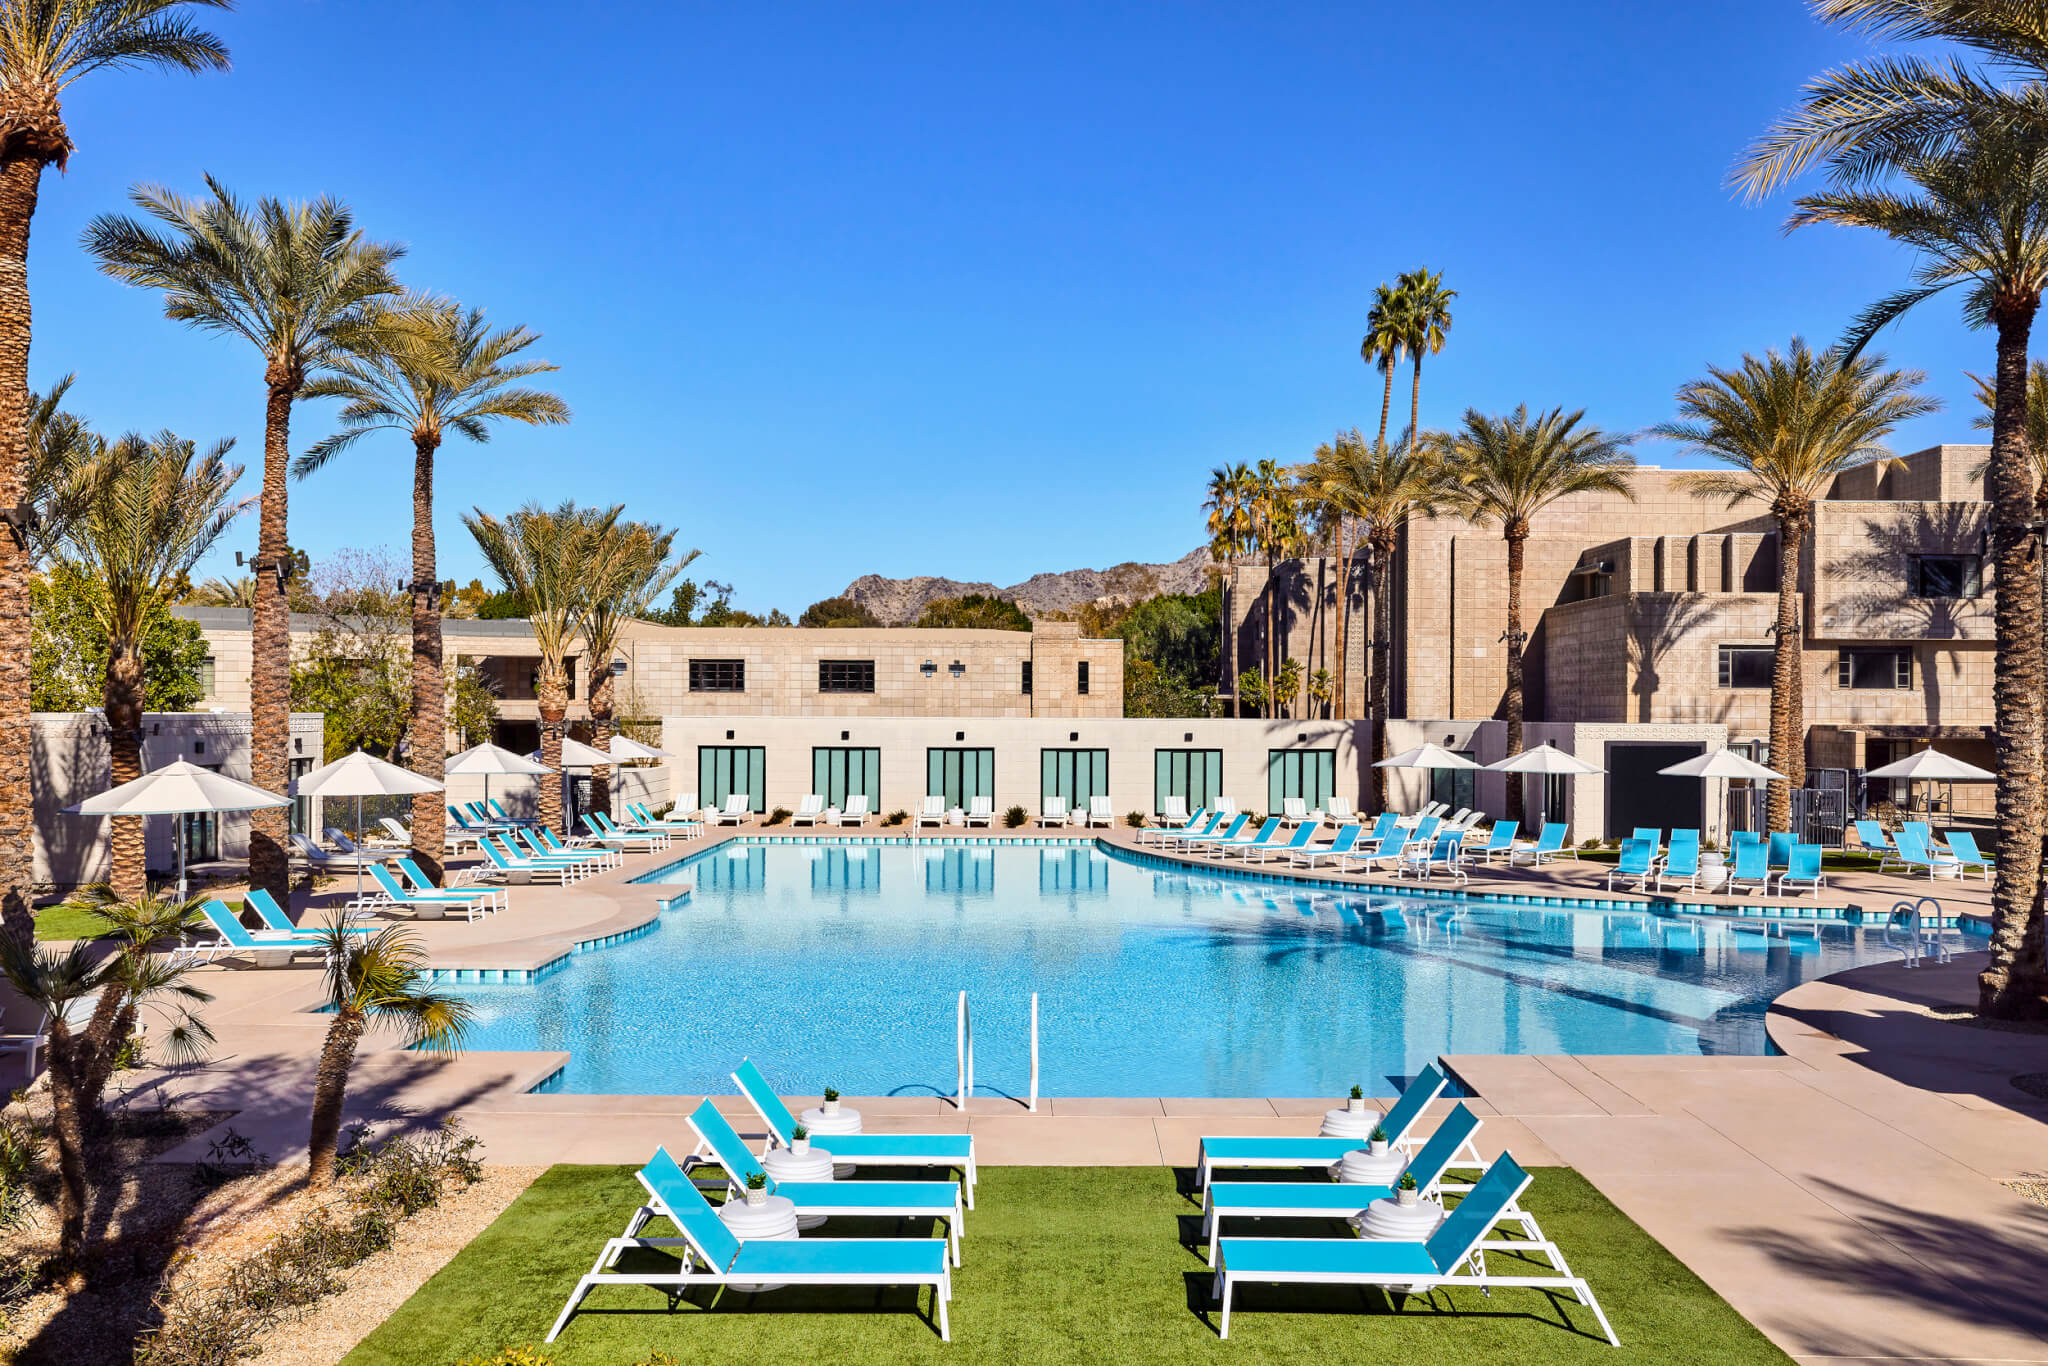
1041 748 1109 809
818 660 876 693
812 746 881 809
199 656 216 698
1911 554 1982 599
1267 749 1338 814
689 658 745 692
1429 753 1478 814
1717 645 1774 689
698 745 765 812
1838 647 1912 690
928 747 995 810
1021 661 1032 695
565 656 577 701
1154 749 1222 815
1077 662 1090 695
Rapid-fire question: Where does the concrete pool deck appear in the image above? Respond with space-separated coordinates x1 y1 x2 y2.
99 826 2045 1364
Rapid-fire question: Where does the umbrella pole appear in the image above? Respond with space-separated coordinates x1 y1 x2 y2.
356 794 364 904
176 816 187 902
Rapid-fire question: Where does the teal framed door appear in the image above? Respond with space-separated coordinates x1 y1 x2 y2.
1267 749 1337 814
926 748 995 809
811 747 881 810
698 745 766 812
1153 749 1222 815
1040 748 1110 809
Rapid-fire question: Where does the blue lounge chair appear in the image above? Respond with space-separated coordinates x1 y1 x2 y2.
1766 832 1796 871
1196 1064 1452 1192
1474 819 1520 866
187 899 334 967
685 1101 964 1265
1162 811 1227 849
1138 808 1209 845
1176 813 1247 852
546 1146 952 1344
1235 819 1320 864
486 797 538 827
1364 812 1399 843
1510 822 1572 866
1397 832 1467 884
1403 815 1443 850
1891 827 1961 879
1205 817 1282 859
446 805 507 837
1902 821 1949 856
1630 827 1662 854
1777 843 1827 896
478 833 590 885
733 1061 977 1204
243 888 373 938
590 810 671 850
1944 831 1994 880
1656 830 1701 893
1725 839 1771 895
531 827 618 870
1607 838 1655 892
1338 830 1409 875
629 800 704 835
1212 1154 1617 1346
363 863 496 922
397 857 507 911
1291 823 1362 869
1201 1104 1486 1267
1854 820 1902 870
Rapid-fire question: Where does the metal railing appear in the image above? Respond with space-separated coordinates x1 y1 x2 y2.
955 990 1039 1112
1884 896 1955 968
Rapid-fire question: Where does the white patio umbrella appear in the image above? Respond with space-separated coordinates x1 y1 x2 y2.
1862 746 1995 819
1659 748 1787 844
63 759 290 900
604 735 670 762
1486 742 1605 831
445 742 554 826
529 737 613 768
291 750 444 899
1374 743 1481 820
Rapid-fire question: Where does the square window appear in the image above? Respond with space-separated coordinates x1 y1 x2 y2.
1838 648 1912 690
818 659 876 693
1717 645 1774 689
689 658 745 692
1911 554 1981 598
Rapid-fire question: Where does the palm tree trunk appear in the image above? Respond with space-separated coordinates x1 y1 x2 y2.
0 154 45 951
104 646 148 896
74 981 126 1131
247 377 298 905
1227 564 1240 717
409 432 446 884
43 1028 88 1261
590 671 615 821
307 1006 367 1187
79 998 138 1125
1765 509 1807 835
1978 306 2048 1019
1376 365 1394 454
1409 354 1423 447
1504 524 1529 825
537 666 568 835
1370 529 1395 812
1335 519 1351 720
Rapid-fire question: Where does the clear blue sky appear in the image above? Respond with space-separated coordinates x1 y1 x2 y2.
29 2 1989 616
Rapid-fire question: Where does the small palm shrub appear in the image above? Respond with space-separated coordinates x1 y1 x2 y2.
1004 805 1028 828
883 809 909 827
1124 811 1145 828
765 807 791 826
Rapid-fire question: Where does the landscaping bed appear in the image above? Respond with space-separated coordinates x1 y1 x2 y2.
345 1164 1791 1365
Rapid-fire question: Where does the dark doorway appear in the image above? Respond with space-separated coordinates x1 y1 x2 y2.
1603 743 1705 839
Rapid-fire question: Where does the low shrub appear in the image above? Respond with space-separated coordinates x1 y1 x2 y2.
1004 805 1028 828
765 807 792 826
1123 811 1146 828
883 809 909 827
191 1126 272 1192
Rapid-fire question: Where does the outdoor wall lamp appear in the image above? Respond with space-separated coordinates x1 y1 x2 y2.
611 657 628 675
948 660 965 677
1499 627 1529 651
237 549 293 592
921 660 937 676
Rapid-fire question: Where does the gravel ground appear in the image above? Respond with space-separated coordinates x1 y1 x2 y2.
241 1164 545 1366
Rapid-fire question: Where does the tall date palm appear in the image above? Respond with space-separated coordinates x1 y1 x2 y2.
1360 281 1406 454
1656 341 1936 834
0 0 228 949
1437 407 1635 822
1394 267 1455 445
576 520 690 820
296 295 569 881
1204 463 1253 716
84 179 402 903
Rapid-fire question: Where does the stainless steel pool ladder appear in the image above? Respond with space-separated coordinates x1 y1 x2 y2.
956 990 1039 1113
1884 895 1954 967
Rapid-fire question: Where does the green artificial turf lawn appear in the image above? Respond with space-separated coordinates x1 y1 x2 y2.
343 1165 1789 1366
32 903 113 941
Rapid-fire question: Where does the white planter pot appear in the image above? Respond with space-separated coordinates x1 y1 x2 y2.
792 1139 811 1157
1347 1098 1367 1115
822 1100 841 1116
745 1187 768 1208
1369 1139 1389 1157
1398 1187 1420 1207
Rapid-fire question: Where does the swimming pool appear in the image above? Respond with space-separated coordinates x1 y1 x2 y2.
451 840 1907 1098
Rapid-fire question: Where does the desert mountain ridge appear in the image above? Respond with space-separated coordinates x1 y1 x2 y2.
838 547 1214 624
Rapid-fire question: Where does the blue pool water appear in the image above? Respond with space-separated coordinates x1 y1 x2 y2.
451 840 1906 1098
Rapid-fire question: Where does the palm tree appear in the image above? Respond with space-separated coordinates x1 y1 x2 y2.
576 519 691 820
0 938 102 1259
465 501 621 833
296 296 570 881
1301 430 1454 808
83 178 403 906
25 374 93 562
57 883 213 1127
184 573 258 607
1250 458 1300 696
1778 118 2048 1016
53 431 247 894
305 917 471 1187
1437 407 1636 822
1204 464 1253 716
1655 341 1936 833
1394 268 1455 445
0 2 229 952
1360 281 1406 453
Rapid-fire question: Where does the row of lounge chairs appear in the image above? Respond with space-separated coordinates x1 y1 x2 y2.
1856 820 1993 880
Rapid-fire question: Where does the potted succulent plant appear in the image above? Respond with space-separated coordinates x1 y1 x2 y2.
792 1123 811 1157
1396 1170 1420 1207
1347 1084 1367 1116
822 1086 841 1117
745 1171 769 1208
1368 1124 1389 1158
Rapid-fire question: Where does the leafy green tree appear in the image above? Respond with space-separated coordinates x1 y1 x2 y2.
1436 406 1635 821
799 595 881 628
447 661 501 750
915 594 1031 630
1656 340 1936 832
288 549 414 762
1236 668 1269 717
1116 587 1220 689
31 566 210 714
85 178 403 908
641 579 704 626
0 0 231 952
1123 657 1216 718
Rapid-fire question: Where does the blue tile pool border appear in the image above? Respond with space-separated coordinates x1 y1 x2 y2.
425 891 682 984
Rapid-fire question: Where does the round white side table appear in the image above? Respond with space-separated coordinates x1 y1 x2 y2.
1319 1106 1382 1139
1333 1145 1407 1186
719 1193 798 1290
802 1106 863 1177
761 1146 836 1229
1352 1195 1444 1241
